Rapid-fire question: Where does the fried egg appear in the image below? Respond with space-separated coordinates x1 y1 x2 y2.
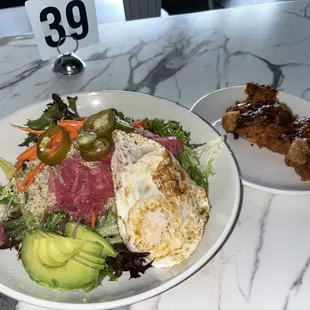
111 130 210 267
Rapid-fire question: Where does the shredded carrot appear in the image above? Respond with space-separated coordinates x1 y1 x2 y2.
59 124 82 133
17 144 37 162
27 153 38 161
15 162 46 193
69 132 79 140
14 119 85 193
15 160 24 174
58 120 83 141
58 120 84 130
21 167 39 186
11 124 44 136
59 120 84 124
49 130 63 144
15 178 25 193
47 145 59 159
24 162 46 185
58 123 83 139
91 211 96 229
132 119 147 129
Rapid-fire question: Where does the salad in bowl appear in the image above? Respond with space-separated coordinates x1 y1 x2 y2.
0 93 224 292
0 91 240 309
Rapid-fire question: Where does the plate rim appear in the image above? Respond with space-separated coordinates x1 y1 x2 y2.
190 86 310 196
0 90 242 309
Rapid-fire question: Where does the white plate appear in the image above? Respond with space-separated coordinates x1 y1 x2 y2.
0 91 241 310
191 86 310 195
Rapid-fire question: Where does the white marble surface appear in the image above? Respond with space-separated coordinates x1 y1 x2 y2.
1 1 310 309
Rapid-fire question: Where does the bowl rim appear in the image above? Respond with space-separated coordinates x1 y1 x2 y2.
0 90 243 309
190 86 310 196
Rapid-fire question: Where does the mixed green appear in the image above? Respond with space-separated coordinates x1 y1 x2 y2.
0 94 223 292
20 94 79 147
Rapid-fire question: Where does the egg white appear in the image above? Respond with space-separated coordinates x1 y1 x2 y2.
111 130 210 267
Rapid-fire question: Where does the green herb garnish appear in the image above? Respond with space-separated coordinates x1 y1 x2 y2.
144 119 190 144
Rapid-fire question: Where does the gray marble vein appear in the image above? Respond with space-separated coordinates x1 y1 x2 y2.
301 87 310 98
283 2 310 20
247 195 273 299
173 75 181 104
275 34 310 47
32 77 62 101
78 60 115 92
86 47 111 62
283 255 310 310
125 35 216 95
235 258 248 302
217 273 223 310
215 52 221 90
0 37 14 46
234 194 274 303
220 36 309 89
0 60 49 91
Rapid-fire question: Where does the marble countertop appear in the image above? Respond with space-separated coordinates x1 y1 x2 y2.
1 1 310 309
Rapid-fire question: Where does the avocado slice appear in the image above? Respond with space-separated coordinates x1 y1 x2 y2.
33 229 80 263
36 229 105 263
82 240 103 255
37 239 67 268
35 229 51 239
43 231 85 254
46 240 77 264
21 231 100 291
73 256 106 270
35 229 84 254
65 222 117 258
78 249 105 265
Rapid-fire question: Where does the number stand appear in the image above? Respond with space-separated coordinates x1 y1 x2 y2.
52 35 86 76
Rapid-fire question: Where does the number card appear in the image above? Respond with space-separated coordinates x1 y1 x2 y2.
26 0 99 60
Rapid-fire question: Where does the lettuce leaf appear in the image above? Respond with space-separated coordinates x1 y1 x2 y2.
0 158 15 180
0 207 40 250
0 179 15 202
67 96 80 118
0 179 24 216
144 119 190 144
96 211 153 279
176 136 224 194
96 210 122 244
176 147 209 193
194 136 224 177
42 210 69 235
112 110 133 124
0 179 39 249
20 94 80 147
0 202 9 223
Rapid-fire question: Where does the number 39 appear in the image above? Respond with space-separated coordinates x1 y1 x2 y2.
40 0 89 48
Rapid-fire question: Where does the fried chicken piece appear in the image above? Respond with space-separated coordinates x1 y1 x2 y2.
285 118 310 180
286 139 309 166
222 111 239 132
222 82 310 181
222 83 296 155
244 82 279 103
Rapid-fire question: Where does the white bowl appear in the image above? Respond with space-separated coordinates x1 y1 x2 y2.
0 91 241 309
